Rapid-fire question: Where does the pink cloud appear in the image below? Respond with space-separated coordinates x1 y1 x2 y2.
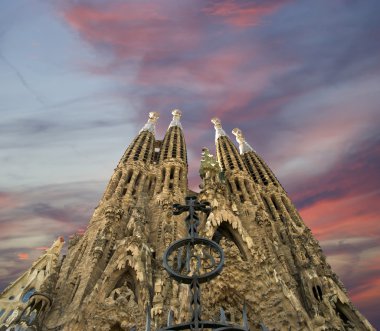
350 271 380 304
300 192 380 241
203 0 291 27
0 192 19 209
63 2 201 63
17 253 29 260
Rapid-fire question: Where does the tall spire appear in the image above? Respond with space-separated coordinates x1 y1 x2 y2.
232 127 279 187
119 112 158 165
232 128 255 154
168 109 183 129
159 109 187 163
211 117 247 174
156 109 188 194
140 111 160 134
211 117 227 140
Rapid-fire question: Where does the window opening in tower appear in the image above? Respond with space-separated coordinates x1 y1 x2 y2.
126 170 133 184
271 196 280 211
172 131 178 158
235 178 241 192
143 135 152 162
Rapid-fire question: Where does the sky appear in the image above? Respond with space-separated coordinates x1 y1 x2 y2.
0 0 379 327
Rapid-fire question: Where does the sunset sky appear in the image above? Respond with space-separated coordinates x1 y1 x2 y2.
0 0 379 327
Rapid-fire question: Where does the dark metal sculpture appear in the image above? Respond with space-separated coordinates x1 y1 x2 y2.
157 196 250 331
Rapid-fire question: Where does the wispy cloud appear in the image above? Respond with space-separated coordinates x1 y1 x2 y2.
0 53 46 106
1 0 380 327
203 0 292 27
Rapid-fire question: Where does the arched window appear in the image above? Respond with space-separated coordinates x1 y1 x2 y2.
234 178 241 192
212 222 247 261
22 288 36 303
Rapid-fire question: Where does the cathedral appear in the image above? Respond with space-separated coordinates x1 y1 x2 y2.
0 110 375 331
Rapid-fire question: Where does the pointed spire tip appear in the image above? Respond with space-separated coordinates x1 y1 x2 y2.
169 108 183 129
140 112 159 134
172 109 182 117
211 117 221 127
232 127 254 154
211 117 226 140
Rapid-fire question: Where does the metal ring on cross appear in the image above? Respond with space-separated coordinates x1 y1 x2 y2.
163 237 224 284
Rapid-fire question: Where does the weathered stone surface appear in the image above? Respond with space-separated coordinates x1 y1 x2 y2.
2 113 374 331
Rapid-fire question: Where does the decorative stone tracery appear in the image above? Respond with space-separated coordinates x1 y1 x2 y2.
2 112 374 331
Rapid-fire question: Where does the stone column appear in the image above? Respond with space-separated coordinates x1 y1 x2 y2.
104 170 122 200
114 172 127 198
126 171 139 196
164 166 171 191
239 178 250 202
173 167 180 189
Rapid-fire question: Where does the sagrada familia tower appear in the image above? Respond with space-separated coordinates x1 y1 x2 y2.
0 110 375 331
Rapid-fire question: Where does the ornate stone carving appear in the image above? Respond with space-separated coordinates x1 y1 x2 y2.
3 112 374 331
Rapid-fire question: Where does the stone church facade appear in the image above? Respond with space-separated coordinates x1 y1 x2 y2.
1 110 375 330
